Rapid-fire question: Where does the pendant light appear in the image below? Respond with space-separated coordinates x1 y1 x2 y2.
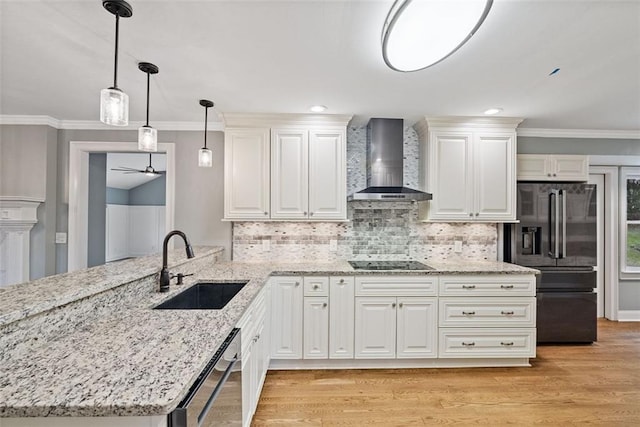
100 0 133 126
382 0 493 72
198 99 214 168
137 62 159 152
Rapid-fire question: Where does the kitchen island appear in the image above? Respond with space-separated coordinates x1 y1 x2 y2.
0 248 537 425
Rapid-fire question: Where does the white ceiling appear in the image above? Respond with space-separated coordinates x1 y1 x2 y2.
106 152 165 190
1 0 639 131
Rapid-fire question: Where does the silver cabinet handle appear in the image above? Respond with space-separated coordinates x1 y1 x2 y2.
462 311 475 315
501 311 514 316
501 342 514 346
391 302 396 308
399 302 403 308
547 173 552 177
310 212 314 216
462 342 475 347
322 302 327 308
500 284 514 289
303 211 307 216
475 212 479 216
553 173 557 177
469 213 473 217
264 211 268 215
462 285 476 289
339 278 345 284
313 284 319 290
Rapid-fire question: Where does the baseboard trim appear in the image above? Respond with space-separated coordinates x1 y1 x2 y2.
617 310 640 322
269 357 532 370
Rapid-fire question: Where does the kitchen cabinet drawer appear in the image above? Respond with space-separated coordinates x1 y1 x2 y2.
355 276 438 297
439 297 535 327
439 275 535 297
438 328 536 358
303 276 329 296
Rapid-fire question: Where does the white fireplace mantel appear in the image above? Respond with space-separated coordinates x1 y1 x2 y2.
0 197 43 287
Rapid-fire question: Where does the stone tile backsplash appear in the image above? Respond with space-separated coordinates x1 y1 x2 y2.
233 202 497 262
232 125 497 263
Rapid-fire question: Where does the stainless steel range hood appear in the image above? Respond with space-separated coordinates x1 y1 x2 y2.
348 118 432 201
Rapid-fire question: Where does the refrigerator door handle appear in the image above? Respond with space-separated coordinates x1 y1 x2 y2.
549 190 560 259
561 189 567 258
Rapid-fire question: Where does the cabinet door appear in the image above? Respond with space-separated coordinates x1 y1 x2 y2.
271 128 308 219
270 277 303 359
396 297 437 358
224 128 270 219
474 133 516 221
552 155 589 181
241 343 253 427
329 277 355 359
308 129 346 220
303 296 329 359
354 297 396 358
428 132 473 220
517 154 551 181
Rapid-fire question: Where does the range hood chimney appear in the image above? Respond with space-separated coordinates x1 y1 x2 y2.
348 118 432 201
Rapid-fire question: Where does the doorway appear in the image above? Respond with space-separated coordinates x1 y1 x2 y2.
68 141 175 272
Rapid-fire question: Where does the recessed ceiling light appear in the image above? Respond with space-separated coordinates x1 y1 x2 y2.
310 105 327 113
484 108 503 115
382 0 494 72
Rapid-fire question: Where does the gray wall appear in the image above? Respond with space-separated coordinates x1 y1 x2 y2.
106 187 129 205
0 125 58 280
87 153 106 268
129 175 166 206
518 136 640 311
54 128 231 272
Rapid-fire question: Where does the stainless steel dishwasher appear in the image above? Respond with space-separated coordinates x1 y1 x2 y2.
169 328 242 426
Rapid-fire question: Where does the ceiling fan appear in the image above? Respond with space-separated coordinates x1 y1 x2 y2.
110 153 165 176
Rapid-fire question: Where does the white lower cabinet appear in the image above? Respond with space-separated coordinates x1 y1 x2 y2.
238 284 270 427
329 277 355 358
355 296 437 359
270 276 303 359
303 296 329 358
438 328 536 358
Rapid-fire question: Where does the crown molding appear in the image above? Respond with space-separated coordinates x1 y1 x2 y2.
517 128 640 139
222 112 353 128
0 115 224 132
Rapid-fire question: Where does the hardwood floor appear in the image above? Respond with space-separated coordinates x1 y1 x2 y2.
252 320 640 426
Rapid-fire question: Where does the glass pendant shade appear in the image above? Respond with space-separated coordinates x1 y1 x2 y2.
138 125 157 152
100 87 129 126
198 147 213 168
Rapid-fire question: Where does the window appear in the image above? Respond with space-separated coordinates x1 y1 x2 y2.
620 167 640 274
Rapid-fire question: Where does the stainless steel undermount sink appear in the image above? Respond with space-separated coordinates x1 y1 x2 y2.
154 281 248 310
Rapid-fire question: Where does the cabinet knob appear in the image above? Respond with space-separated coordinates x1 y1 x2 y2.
322 302 328 308
553 173 557 177
310 212 314 216
303 211 308 216
398 302 403 308
264 211 268 215
469 213 473 217
475 212 479 217
392 302 397 308
313 284 319 290
547 173 552 177
295 282 300 287
339 278 345 284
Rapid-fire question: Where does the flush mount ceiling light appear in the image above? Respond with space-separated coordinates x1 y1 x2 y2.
100 0 133 126
310 105 327 113
382 0 493 72
198 99 214 168
484 107 503 115
137 62 159 152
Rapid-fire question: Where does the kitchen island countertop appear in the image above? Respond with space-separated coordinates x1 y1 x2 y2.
0 253 537 418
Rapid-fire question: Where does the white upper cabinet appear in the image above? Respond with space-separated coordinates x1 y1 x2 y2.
415 117 522 222
271 128 309 219
224 128 270 219
517 154 589 182
223 114 351 221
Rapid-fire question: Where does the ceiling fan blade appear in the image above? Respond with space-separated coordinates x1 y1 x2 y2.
111 167 140 172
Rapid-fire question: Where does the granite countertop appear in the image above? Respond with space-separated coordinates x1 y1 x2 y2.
0 256 538 418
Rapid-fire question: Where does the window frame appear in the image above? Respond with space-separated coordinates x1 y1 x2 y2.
619 167 640 277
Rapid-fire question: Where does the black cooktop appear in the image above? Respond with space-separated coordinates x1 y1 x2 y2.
348 260 434 271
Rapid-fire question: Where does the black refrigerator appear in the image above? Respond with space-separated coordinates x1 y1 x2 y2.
505 182 597 343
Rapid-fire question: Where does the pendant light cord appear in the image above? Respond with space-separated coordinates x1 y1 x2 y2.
113 14 120 89
145 71 150 126
203 105 209 149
